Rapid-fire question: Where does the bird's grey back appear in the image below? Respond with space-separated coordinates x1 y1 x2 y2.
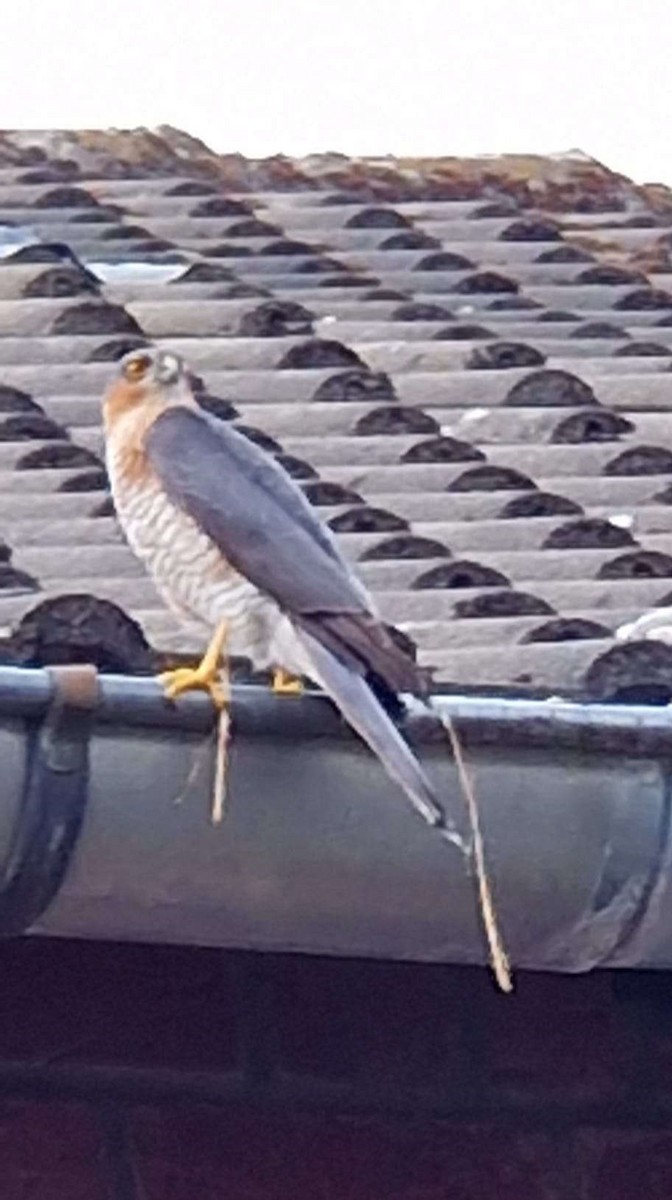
144 405 373 616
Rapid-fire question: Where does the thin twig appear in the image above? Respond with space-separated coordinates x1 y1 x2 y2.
211 655 231 824
443 715 513 994
168 636 232 821
211 705 230 825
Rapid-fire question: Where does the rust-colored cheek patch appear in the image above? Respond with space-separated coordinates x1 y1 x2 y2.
103 381 165 489
102 378 147 428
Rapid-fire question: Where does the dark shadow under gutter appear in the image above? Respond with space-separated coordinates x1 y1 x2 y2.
1 664 672 973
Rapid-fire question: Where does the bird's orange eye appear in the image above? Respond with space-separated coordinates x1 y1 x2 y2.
123 355 150 383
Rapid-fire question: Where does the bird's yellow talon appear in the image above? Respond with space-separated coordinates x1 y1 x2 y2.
159 665 228 710
159 619 229 710
272 668 304 696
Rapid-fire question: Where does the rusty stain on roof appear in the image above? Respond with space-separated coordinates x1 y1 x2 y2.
0 127 669 212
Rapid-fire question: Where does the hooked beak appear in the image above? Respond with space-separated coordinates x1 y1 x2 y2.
154 352 182 386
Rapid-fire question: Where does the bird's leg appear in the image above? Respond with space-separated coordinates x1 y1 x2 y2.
159 620 229 710
271 667 304 697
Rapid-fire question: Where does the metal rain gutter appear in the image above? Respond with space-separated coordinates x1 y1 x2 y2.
1 663 672 973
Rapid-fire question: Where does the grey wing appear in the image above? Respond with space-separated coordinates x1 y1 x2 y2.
145 406 430 696
145 406 370 613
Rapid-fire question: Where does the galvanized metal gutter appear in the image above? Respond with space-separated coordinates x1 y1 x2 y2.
0 664 671 972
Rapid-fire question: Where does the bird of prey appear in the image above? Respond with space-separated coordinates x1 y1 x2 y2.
103 347 464 850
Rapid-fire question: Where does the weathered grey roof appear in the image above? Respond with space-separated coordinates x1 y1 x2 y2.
1 129 672 698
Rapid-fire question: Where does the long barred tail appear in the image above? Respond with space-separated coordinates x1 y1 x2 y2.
294 626 466 852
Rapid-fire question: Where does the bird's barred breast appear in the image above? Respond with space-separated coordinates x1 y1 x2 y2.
108 460 278 664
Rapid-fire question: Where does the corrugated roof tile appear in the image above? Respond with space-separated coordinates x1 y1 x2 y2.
0 133 671 696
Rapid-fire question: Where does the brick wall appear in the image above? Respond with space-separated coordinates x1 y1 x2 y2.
0 939 670 1198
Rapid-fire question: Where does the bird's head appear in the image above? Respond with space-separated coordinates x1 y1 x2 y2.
103 347 196 433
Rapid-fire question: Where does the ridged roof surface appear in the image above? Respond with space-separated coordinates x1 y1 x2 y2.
1 127 672 699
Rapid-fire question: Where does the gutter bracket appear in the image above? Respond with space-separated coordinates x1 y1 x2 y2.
0 664 98 937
